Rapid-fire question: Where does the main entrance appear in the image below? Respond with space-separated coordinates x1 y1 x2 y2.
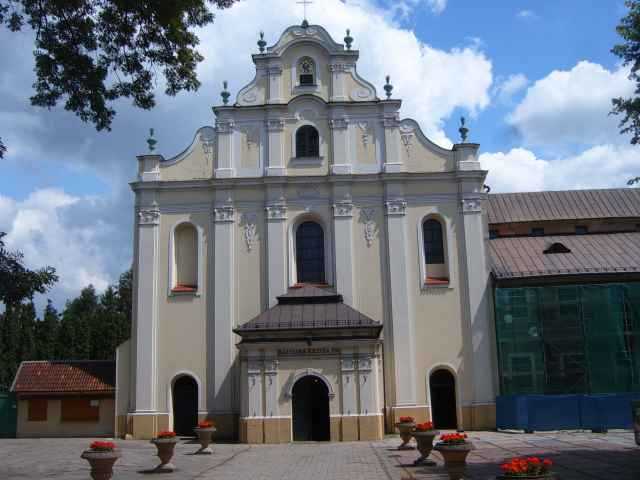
430 369 457 429
173 376 198 436
292 375 330 441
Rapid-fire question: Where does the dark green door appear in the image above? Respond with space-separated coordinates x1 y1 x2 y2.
0 392 17 438
292 376 330 441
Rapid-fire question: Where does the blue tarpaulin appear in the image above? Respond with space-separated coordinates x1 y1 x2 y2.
497 393 640 431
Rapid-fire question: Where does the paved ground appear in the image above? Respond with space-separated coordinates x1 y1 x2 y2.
1 430 638 479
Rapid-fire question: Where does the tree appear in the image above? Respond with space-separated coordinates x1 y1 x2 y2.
0 137 5 158
0 0 238 132
58 285 99 359
36 300 59 359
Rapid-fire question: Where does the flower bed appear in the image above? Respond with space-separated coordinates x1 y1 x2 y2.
89 441 116 452
500 457 553 478
438 433 468 445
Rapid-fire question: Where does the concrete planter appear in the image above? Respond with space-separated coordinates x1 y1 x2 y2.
80 449 121 480
150 437 179 472
434 442 474 480
193 427 216 454
411 429 440 466
394 422 416 449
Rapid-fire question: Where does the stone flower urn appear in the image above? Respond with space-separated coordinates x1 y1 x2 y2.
412 428 440 466
193 422 216 454
434 441 474 480
151 433 179 472
394 419 416 449
81 442 121 480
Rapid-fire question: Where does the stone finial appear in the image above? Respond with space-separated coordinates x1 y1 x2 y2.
301 19 309 28
220 81 230 105
257 31 266 53
383 75 393 99
459 116 469 143
146 128 157 152
344 29 353 50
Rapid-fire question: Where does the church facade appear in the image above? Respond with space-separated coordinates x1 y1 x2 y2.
115 22 496 442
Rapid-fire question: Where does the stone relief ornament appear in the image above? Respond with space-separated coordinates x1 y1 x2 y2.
200 132 216 166
329 118 348 130
138 208 160 225
361 208 377 247
215 119 234 134
241 213 258 252
213 205 235 223
358 122 370 146
461 197 482 213
241 126 260 150
266 119 285 132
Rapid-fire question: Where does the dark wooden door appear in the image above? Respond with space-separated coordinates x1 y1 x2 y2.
430 369 457 429
292 376 330 441
173 376 198 436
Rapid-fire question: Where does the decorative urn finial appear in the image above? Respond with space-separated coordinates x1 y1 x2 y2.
257 31 266 53
220 81 230 105
344 29 353 50
458 116 469 143
301 19 309 28
147 128 157 152
384 75 393 99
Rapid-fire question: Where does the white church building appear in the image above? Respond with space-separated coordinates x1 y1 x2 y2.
115 21 496 443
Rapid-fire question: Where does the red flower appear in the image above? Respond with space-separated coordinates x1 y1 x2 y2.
89 441 116 451
198 420 214 428
157 431 176 438
439 433 468 444
398 416 415 423
414 421 434 431
500 457 553 476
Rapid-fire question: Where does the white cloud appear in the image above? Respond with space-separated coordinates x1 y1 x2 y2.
0 188 129 307
507 61 634 149
493 73 528 104
517 10 538 20
480 144 639 193
426 0 447 14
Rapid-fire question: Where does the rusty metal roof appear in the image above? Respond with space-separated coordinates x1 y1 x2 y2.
487 188 640 224
235 285 381 333
11 360 115 395
490 232 640 279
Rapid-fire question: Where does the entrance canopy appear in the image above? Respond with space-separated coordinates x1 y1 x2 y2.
234 285 382 342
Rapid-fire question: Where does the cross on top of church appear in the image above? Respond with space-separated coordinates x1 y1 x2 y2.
296 0 313 22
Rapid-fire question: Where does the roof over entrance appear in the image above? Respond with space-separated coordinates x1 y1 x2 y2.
234 285 382 342
11 360 115 396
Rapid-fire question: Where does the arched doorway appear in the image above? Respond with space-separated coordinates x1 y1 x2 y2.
172 376 198 436
429 369 457 429
292 376 330 441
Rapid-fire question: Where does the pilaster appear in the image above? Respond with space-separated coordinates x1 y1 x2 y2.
384 191 417 406
332 195 355 306
266 119 286 176
267 64 284 104
357 354 379 416
330 116 352 174
265 194 288 307
246 359 264 418
212 201 235 413
264 357 279 417
381 102 404 173
215 119 235 178
134 206 160 413
340 355 358 416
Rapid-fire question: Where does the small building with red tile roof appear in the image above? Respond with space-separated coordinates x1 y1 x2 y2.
11 360 115 438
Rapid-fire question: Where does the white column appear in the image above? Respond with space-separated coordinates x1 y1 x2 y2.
265 203 288 307
385 198 417 406
357 354 379 415
215 119 235 178
329 63 348 102
246 360 264 418
332 200 355 306
340 356 358 416
134 206 160 413
266 119 286 176
460 195 496 405
264 357 279 417
212 204 235 413
330 117 352 174
382 110 404 173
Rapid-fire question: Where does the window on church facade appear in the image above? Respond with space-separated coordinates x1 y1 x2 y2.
298 57 316 85
296 125 319 158
423 218 448 284
295 221 325 284
174 223 198 291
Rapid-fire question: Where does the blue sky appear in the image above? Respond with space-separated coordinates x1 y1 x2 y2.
0 0 638 310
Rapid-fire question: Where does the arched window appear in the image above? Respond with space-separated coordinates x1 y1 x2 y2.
174 223 198 291
422 218 448 285
296 125 319 158
298 57 316 85
296 221 325 284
